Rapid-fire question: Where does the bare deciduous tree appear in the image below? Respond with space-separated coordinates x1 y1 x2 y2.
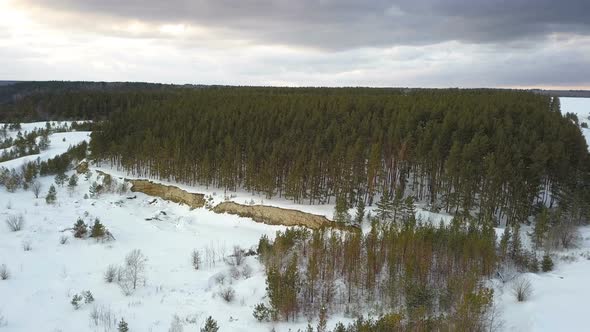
118 249 148 295
32 181 42 198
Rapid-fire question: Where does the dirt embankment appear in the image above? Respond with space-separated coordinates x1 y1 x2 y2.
123 177 356 231
128 179 206 209
213 202 357 231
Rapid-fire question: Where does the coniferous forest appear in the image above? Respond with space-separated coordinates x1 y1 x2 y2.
82 87 590 226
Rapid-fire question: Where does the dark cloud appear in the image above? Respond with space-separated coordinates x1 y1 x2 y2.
22 0 590 49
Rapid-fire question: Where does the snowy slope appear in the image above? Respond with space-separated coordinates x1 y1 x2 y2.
498 97 590 332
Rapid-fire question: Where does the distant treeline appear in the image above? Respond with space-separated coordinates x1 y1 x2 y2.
83 87 590 226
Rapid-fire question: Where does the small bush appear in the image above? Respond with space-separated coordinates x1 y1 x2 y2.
542 254 554 272
0 264 10 280
191 249 201 270
71 294 83 309
84 290 95 304
5 214 24 232
512 276 533 302
59 235 69 245
252 303 270 322
242 264 252 279
22 240 32 251
169 314 184 332
219 287 235 303
104 264 119 283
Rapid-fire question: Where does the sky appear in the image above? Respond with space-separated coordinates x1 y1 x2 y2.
0 0 589 88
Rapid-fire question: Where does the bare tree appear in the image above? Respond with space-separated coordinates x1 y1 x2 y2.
229 246 245 266
5 214 24 232
191 249 202 270
32 181 42 198
511 276 533 302
119 249 148 294
169 314 184 332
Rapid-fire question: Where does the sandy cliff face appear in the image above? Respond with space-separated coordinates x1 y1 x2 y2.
129 179 206 208
212 201 332 229
126 177 357 231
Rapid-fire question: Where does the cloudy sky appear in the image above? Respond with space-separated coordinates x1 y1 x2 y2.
1 0 589 88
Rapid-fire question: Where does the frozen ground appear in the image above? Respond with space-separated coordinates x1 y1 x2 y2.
1 97 590 331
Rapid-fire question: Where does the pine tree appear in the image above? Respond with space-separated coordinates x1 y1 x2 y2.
73 218 88 238
353 200 365 226
54 172 68 187
45 184 57 204
532 207 550 250
68 174 79 188
542 254 554 272
333 195 351 224
317 305 328 332
376 190 393 222
200 316 219 332
90 218 106 238
118 318 129 332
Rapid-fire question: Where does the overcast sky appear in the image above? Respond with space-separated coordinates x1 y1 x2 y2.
1 0 589 88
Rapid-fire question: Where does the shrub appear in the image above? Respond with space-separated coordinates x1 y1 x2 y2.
512 276 533 302
22 240 32 251
5 214 24 232
105 264 119 283
84 290 95 304
191 249 201 270
542 254 554 272
253 303 270 322
169 314 183 332
219 286 235 302
71 294 83 309
0 264 10 280
59 235 69 245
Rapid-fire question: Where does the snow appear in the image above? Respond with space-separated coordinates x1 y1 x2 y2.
0 131 91 170
561 97 590 147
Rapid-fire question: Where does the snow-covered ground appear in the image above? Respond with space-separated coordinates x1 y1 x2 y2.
1 97 589 331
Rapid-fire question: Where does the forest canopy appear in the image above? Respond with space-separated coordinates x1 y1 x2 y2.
83 87 590 225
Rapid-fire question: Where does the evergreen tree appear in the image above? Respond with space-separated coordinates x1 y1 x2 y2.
333 195 351 224
68 174 79 188
200 316 219 332
45 184 57 204
353 200 365 226
90 218 106 238
375 190 393 222
541 254 554 272
73 218 88 238
118 319 129 332
54 172 68 187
